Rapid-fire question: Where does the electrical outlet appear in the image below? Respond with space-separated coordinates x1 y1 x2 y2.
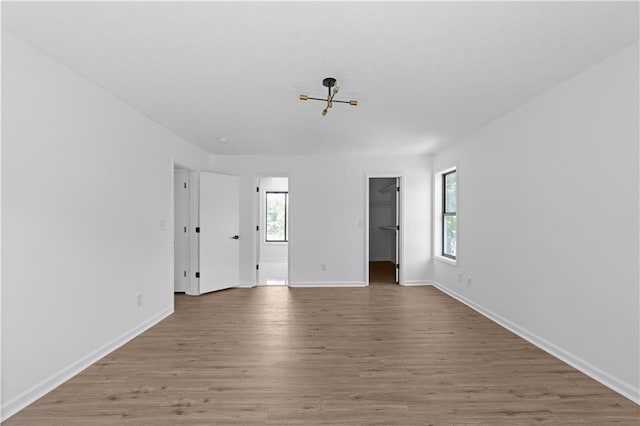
320 264 327 272
466 277 472 287
458 273 463 283
136 294 143 307
160 219 167 231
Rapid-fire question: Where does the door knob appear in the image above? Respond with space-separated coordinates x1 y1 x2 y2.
232 235 239 240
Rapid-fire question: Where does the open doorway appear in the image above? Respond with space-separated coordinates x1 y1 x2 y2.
256 177 289 285
368 177 400 285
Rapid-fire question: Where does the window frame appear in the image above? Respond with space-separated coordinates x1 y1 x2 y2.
265 191 288 243
441 170 457 260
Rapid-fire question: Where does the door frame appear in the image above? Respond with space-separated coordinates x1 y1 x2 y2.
171 159 198 296
173 167 189 293
253 174 292 287
365 173 405 286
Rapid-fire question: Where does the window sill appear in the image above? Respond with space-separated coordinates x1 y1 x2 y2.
434 255 457 267
265 241 288 245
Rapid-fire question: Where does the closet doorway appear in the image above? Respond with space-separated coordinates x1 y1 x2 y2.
256 177 289 285
368 177 400 285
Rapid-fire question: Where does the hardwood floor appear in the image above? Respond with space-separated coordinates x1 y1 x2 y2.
369 261 397 285
5 286 639 425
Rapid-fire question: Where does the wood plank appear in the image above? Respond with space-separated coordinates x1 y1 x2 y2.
4 286 639 425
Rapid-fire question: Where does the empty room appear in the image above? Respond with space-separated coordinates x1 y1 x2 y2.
1 1 639 424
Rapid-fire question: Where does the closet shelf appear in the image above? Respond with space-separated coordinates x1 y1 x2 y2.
377 182 397 194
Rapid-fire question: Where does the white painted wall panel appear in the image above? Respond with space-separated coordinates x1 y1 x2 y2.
1 31 210 418
432 43 639 401
211 155 432 286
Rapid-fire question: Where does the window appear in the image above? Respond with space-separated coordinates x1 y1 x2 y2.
266 192 288 242
442 170 457 259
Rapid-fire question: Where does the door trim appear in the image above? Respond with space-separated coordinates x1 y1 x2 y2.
171 159 197 297
365 174 405 286
253 174 292 287
173 168 189 293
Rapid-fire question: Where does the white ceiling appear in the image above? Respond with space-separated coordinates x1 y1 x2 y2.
3 1 638 156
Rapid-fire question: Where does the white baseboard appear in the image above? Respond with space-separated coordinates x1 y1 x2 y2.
402 280 434 286
234 281 255 288
431 281 640 405
289 281 367 288
1 307 173 422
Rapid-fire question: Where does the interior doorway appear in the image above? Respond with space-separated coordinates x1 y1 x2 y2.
368 177 400 285
173 165 191 293
256 177 289 285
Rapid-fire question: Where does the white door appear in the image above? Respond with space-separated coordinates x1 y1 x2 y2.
199 172 240 294
174 170 189 292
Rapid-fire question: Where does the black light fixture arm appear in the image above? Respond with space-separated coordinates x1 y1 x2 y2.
299 77 359 116
302 96 353 104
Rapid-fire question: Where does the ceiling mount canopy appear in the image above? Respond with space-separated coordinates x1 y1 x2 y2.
299 77 358 116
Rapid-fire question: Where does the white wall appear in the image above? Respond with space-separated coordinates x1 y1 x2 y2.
210 155 432 286
259 177 288 263
1 31 210 419
432 43 639 402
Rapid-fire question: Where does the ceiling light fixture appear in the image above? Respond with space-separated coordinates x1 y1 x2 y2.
299 77 358 116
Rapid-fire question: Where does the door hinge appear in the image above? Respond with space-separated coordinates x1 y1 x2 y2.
256 187 259 192
184 182 187 189
195 227 200 233
396 186 400 192
256 225 259 231
396 225 399 231
256 264 259 270
396 264 400 269
183 270 187 277
183 226 187 233
195 272 200 278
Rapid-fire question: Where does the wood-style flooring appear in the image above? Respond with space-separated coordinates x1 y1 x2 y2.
5 285 639 425
369 261 397 285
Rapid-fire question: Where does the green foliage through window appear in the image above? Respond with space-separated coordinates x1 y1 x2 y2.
266 192 288 242
443 171 456 258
